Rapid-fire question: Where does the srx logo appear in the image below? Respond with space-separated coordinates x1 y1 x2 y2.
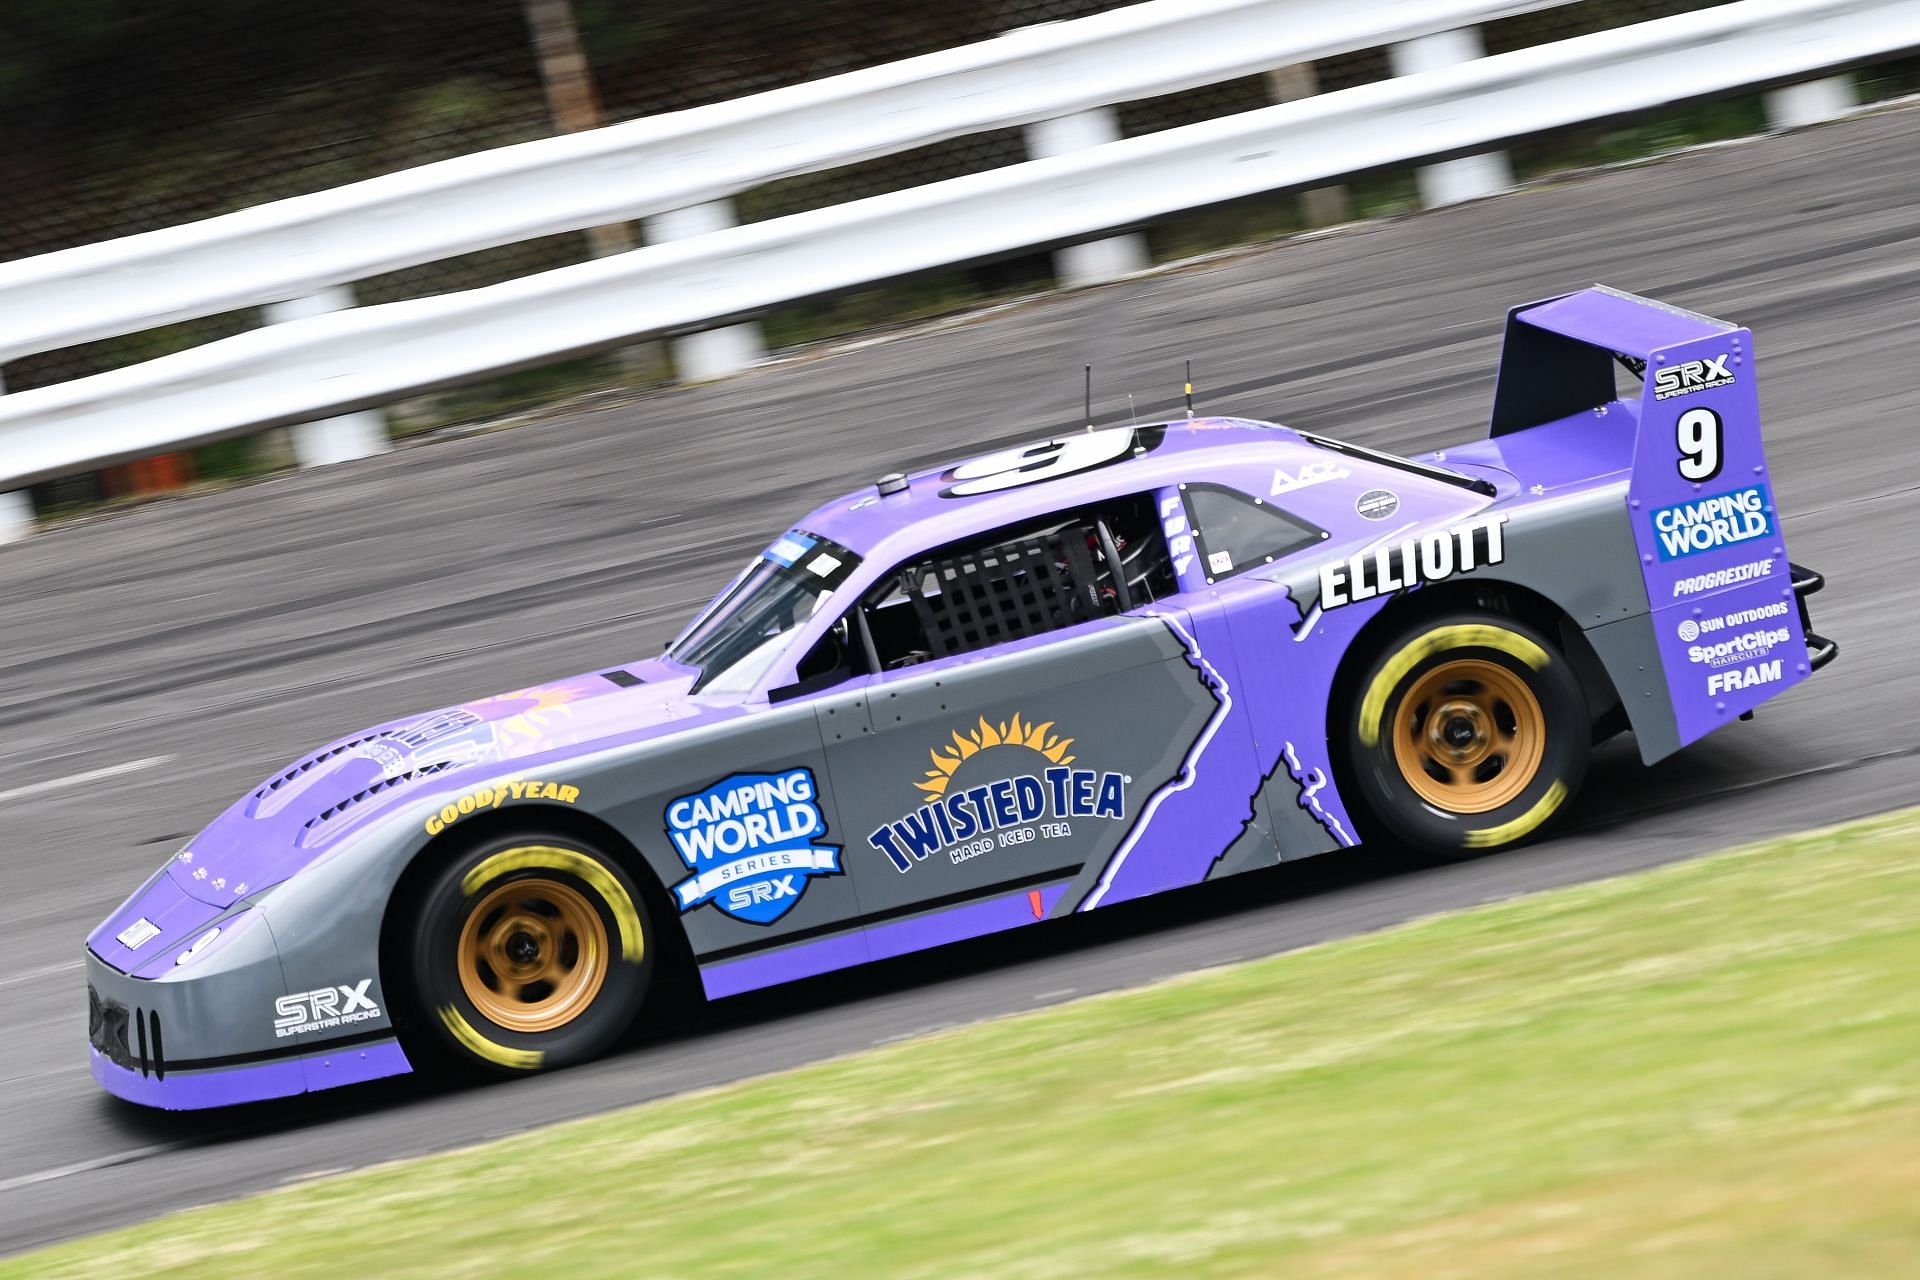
1653 355 1734 400
729 875 797 911
273 980 379 1035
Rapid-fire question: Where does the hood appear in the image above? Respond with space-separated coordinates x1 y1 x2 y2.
87 865 247 976
161 657 722 910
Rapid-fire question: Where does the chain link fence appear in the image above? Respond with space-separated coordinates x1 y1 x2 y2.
5 0 1904 478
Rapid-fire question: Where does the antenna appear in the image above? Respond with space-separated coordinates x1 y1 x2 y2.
1184 360 1194 420
1128 393 1138 426
1084 365 1094 432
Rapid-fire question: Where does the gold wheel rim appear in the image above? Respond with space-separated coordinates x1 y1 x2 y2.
457 876 608 1034
1392 658 1546 815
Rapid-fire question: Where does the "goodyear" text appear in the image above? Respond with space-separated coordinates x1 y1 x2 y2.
424 780 581 835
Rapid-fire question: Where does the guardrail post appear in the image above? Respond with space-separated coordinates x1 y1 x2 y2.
0 489 28 544
1024 109 1151 287
0 370 30 544
1766 76 1856 129
263 287 391 467
1266 64 1352 226
643 201 768 381
1389 29 1513 207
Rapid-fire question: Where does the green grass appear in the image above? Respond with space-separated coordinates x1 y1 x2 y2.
1510 95 1771 182
17 809 1920 1278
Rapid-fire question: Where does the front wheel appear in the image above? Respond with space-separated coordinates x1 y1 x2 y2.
409 835 653 1074
1344 613 1588 857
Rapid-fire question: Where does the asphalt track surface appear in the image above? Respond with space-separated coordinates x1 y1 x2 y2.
1 104 1916 1255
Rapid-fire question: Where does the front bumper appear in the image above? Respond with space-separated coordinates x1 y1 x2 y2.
88 1039 411 1110
85 919 412 1111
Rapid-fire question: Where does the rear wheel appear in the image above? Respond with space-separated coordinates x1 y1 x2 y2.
1344 613 1588 857
411 835 652 1074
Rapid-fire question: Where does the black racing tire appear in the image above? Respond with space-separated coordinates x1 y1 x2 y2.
410 833 653 1075
1343 611 1588 858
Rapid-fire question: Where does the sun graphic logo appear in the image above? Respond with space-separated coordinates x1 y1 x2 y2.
915 713 1076 799
466 679 598 755
869 711 1127 873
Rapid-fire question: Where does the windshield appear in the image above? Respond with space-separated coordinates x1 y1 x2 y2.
671 532 860 692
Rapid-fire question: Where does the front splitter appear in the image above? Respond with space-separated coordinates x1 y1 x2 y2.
90 1037 412 1110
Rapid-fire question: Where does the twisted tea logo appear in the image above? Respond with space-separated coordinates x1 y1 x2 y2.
868 712 1128 872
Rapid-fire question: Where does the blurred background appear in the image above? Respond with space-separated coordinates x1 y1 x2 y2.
5 1 1920 1268
7 0 1914 517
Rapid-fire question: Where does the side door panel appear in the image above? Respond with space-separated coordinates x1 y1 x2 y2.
595 702 869 993
824 617 1210 938
1162 475 1360 868
1068 596 1285 909
1212 575 1362 861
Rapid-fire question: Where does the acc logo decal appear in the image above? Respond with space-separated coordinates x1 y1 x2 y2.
868 713 1127 872
424 779 580 835
667 768 843 925
1269 460 1349 495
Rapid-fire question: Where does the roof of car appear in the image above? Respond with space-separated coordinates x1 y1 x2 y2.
792 417 1415 562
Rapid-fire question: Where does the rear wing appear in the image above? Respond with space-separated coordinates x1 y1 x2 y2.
1490 285 1809 749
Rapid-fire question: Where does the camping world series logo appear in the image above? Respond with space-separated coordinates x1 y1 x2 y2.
667 768 843 925
868 713 1128 872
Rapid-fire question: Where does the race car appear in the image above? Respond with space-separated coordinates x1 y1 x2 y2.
87 286 1834 1108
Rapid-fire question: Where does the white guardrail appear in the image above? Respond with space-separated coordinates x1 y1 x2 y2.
0 0 1581 364
0 0 1915 524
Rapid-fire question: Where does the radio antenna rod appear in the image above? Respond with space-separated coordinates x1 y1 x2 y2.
1084 365 1094 432
1184 360 1194 420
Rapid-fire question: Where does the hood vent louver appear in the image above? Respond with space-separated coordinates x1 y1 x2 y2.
300 760 457 839
253 732 392 800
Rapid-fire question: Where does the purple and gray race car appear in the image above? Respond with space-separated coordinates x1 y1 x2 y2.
87 286 1834 1108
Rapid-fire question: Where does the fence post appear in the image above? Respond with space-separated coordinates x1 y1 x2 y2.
643 200 768 381
1388 28 1512 207
1266 64 1352 226
1024 109 1151 287
1766 76 1856 129
263 287 391 467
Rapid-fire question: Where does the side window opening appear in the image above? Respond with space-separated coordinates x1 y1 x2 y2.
1103 493 1177 607
904 527 1101 660
1185 484 1322 584
857 493 1173 672
777 493 1177 697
